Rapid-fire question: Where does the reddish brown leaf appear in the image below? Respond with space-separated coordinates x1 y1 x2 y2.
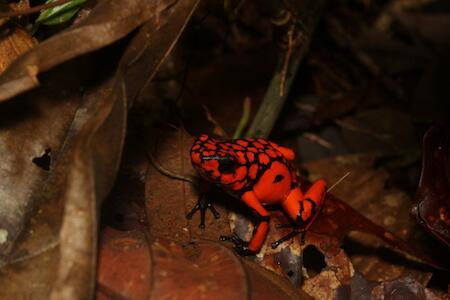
97 227 151 300
151 239 248 299
311 193 439 268
413 124 450 248
242 259 306 300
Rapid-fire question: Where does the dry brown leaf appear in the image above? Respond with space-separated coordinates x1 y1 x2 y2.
52 0 202 297
0 0 177 102
0 0 201 298
0 64 85 259
0 26 36 74
146 128 197 243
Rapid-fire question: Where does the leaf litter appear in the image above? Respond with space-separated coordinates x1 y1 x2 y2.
0 0 448 299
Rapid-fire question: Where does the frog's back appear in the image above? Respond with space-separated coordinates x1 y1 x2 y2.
191 135 298 197
224 138 298 196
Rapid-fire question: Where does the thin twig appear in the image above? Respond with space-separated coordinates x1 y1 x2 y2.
279 24 295 97
232 97 251 139
203 105 228 138
334 118 390 140
295 102 316 113
327 172 351 193
146 150 196 184
302 132 333 149
0 0 72 18
1 239 59 269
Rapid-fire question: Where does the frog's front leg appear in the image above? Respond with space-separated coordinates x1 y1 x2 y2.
221 191 270 255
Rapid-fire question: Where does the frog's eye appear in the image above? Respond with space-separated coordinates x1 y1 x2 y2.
218 158 236 174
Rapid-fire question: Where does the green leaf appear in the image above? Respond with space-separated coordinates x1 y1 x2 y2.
35 0 87 26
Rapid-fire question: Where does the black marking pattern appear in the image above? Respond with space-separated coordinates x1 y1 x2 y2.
273 174 284 183
295 198 317 225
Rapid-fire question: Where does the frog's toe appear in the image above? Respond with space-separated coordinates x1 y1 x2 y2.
186 193 220 229
220 234 255 256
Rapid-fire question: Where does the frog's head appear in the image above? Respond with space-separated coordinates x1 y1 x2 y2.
190 134 239 185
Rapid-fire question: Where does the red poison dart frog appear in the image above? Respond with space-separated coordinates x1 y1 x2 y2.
188 134 327 255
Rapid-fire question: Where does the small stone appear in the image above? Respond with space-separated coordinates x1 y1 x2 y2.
0 228 8 244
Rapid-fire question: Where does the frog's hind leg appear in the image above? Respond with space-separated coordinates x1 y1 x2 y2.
298 179 327 227
272 180 326 284
273 179 327 248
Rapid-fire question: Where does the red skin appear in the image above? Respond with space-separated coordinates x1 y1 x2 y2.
190 134 327 253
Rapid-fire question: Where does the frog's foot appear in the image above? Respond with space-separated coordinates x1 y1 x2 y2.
220 234 255 256
271 231 305 249
186 194 220 229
